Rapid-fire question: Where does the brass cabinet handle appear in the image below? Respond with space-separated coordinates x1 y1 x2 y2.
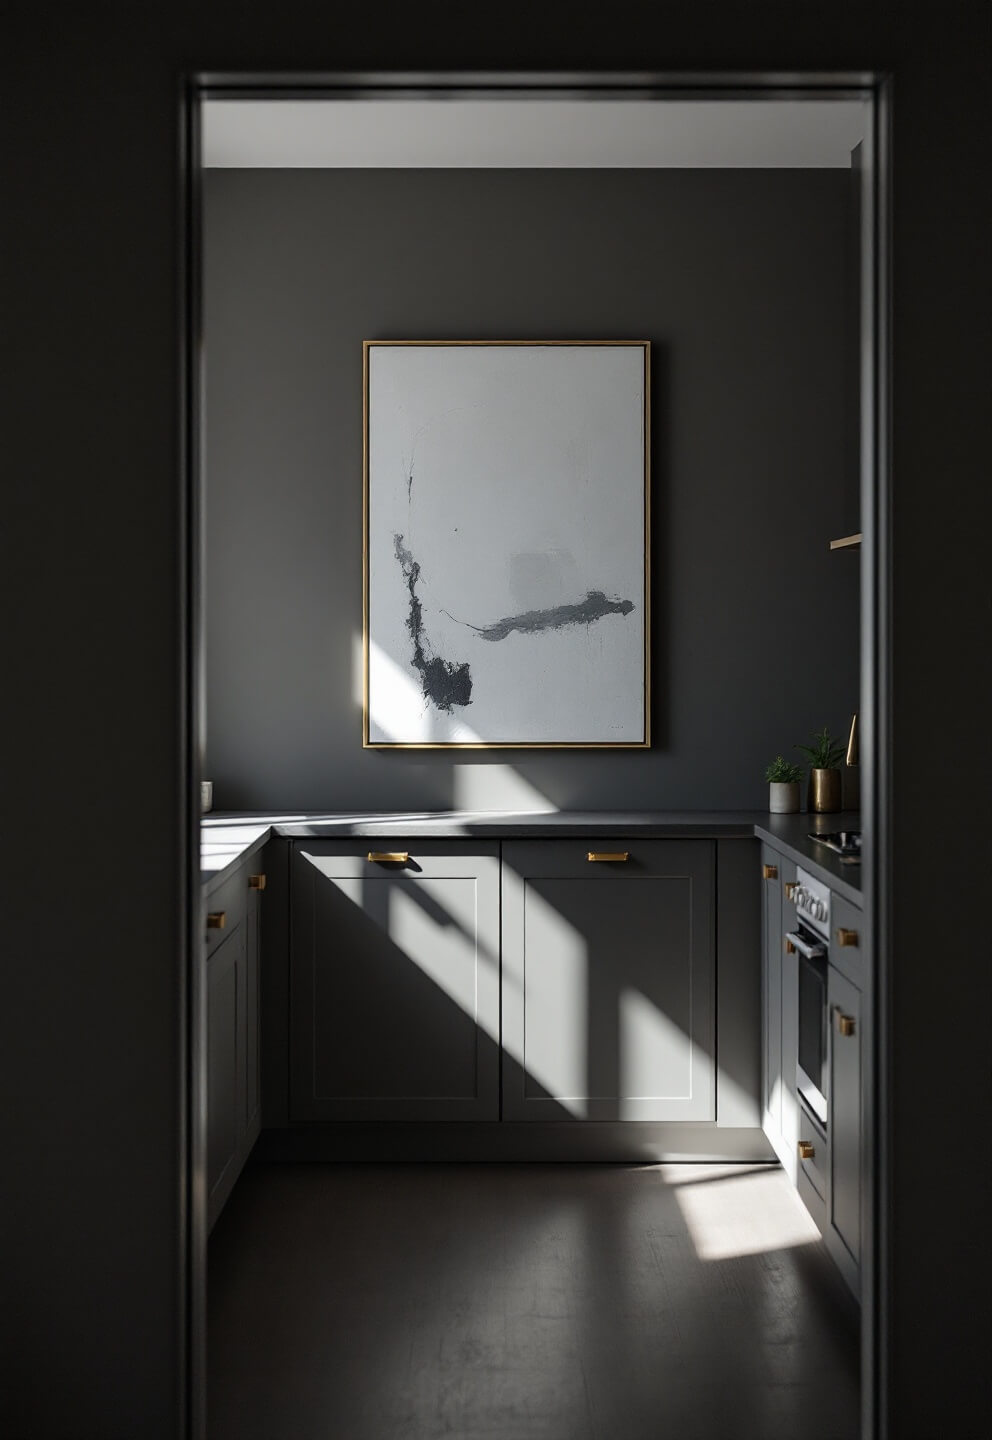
587 851 630 863
784 881 797 901
248 874 267 891
762 864 778 880
837 927 859 947
785 938 796 954
798 1140 815 1161
206 912 226 930
836 1012 856 1037
367 851 409 864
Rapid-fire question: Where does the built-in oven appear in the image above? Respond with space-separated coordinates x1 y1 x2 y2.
788 868 831 1126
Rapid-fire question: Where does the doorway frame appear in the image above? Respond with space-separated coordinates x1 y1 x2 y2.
179 69 892 1440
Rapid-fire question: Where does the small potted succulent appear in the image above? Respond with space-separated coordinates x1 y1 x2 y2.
765 756 804 814
796 726 846 813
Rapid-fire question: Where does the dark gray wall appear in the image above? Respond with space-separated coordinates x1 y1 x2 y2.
4 3 989 1438
205 167 859 811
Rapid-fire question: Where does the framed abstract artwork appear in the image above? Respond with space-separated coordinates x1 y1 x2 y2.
363 340 650 748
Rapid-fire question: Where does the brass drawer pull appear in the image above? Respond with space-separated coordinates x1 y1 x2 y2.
367 851 409 864
587 851 630 863
763 864 778 880
837 927 859 947
206 912 226 930
248 874 267 891
836 1012 856 1038
784 881 797 901
798 1140 815 1161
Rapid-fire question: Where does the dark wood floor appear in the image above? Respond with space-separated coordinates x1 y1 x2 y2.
208 1161 859 1440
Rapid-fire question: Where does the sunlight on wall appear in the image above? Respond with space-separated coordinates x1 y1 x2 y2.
453 763 558 813
366 641 485 744
351 632 365 709
358 636 559 812
661 1163 820 1260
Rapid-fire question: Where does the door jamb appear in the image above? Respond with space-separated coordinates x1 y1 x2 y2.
178 69 892 1440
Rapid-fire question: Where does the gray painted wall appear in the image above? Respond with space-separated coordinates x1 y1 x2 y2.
204 168 859 811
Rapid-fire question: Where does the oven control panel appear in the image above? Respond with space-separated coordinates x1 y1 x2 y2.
794 867 831 939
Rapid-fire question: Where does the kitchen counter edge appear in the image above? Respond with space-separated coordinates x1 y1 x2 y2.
201 811 863 903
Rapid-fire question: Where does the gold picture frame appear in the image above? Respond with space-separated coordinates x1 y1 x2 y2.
364 334 650 743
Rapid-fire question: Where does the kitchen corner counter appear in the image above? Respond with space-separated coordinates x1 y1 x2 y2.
201 822 271 893
201 809 863 901
753 813 864 904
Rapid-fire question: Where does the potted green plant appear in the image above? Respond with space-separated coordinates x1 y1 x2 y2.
796 726 846 813
764 756 804 814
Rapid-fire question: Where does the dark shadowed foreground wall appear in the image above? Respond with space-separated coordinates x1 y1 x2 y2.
205 166 859 811
4 3 989 1438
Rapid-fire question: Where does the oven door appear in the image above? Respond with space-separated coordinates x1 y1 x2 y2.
790 927 829 1125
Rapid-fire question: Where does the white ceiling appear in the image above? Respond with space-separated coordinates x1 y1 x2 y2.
202 99 868 169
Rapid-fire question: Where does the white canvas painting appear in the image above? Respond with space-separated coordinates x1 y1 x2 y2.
364 342 649 747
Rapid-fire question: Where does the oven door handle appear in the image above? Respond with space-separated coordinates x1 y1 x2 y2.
785 930 827 960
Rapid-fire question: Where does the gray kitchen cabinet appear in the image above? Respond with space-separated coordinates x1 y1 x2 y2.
779 856 801 1178
760 847 801 1181
831 890 863 989
206 861 264 1231
760 845 782 1146
828 961 862 1292
757 845 866 1301
501 840 715 1122
797 1104 827 1206
290 841 501 1123
206 921 242 1223
244 880 261 1136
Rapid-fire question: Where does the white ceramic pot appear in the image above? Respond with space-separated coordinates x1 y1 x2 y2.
768 781 800 814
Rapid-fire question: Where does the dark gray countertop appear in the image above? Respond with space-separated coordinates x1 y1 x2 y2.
201 823 271 895
753 813 864 904
202 810 863 902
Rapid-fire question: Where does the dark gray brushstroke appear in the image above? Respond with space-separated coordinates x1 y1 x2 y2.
393 533 472 712
443 589 635 643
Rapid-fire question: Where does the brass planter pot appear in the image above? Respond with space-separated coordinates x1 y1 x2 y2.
809 767 842 813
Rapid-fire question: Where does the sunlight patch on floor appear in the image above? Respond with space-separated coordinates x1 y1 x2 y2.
659 1163 821 1261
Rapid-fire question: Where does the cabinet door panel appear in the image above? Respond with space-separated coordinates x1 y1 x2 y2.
831 891 864 989
207 925 242 1220
502 841 714 1122
829 965 862 1268
291 843 500 1122
779 856 800 1178
244 888 261 1139
761 845 784 1146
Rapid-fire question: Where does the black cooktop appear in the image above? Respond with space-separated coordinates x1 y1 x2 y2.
808 830 862 862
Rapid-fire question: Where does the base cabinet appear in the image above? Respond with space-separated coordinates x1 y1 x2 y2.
502 840 715 1122
828 963 862 1289
206 862 264 1231
290 842 501 1122
288 837 720 1134
760 847 783 1144
207 927 241 1218
759 845 865 1301
761 847 800 1180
